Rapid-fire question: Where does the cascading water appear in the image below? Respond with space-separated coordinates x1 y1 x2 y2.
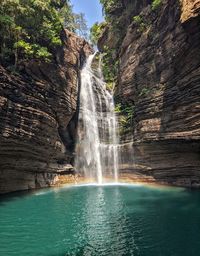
75 53 119 184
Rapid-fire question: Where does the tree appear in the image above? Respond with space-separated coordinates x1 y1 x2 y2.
73 13 89 40
0 0 75 68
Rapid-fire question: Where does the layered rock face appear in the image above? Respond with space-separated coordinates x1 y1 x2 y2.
100 0 200 187
0 30 92 194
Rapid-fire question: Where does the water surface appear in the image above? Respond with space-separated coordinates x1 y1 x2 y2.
0 184 200 256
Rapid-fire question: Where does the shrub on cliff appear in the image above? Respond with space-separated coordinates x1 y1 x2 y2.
100 0 116 17
101 46 118 83
115 102 135 135
151 0 162 11
132 15 148 33
90 21 107 45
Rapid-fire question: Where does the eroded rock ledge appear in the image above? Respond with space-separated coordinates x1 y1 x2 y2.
0 30 92 194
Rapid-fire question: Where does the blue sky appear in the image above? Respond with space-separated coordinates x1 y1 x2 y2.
70 0 104 28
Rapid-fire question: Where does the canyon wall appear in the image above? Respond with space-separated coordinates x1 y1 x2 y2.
1 0 200 192
100 0 200 187
0 30 92 194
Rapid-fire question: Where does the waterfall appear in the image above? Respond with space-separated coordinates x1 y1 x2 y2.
75 53 119 184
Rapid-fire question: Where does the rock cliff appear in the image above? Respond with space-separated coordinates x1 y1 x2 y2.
0 30 92 194
99 0 200 187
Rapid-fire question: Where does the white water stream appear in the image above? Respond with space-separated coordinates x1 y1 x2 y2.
75 53 119 184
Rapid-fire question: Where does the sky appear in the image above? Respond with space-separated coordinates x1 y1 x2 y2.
70 0 104 28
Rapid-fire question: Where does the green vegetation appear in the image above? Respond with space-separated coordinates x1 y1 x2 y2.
92 45 118 90
74 13 89 39
0 0 87 69
151 0 162 11
90 21 119 86
106 82 115 92
133 15 143 24
132 15 148 33
99 0 116 17
115 102 135 134
139 88 150 97
92 0 123 88
101 46 118 83
90 22 107 45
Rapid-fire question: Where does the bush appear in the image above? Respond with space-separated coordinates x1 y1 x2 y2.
133 15 149 33
151 0 162 11
90 22 107 45
115 102 135 134
133 15 143 24
100 0 116 16
101 46 118 83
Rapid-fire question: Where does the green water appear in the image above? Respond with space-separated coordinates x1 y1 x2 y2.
0 184 200 256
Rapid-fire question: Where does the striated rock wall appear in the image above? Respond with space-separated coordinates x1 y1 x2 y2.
0 30 92 194
100 0 200 187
